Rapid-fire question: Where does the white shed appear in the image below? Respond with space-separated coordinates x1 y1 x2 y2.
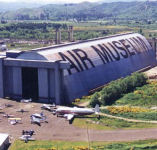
0 133 9 150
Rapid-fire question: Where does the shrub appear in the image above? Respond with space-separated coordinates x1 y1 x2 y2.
107 106 149 114
116 80 157 106
75 99 81 103
90 73 147 106
90 92 101 107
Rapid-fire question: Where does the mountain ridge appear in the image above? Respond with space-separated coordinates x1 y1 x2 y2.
0 1 157 21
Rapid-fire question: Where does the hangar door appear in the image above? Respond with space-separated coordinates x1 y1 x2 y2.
22 67 39 101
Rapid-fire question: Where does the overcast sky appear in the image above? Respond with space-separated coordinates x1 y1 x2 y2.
0 0 101 3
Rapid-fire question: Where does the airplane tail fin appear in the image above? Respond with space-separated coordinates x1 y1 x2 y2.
94 104 100 114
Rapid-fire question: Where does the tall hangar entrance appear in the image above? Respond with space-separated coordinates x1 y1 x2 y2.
1 57 70 104
22 67 38 101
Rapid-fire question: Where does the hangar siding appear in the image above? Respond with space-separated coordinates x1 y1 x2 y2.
0 33 156 104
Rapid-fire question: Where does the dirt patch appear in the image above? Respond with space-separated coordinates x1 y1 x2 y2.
0 99 88 142
145 66 157 80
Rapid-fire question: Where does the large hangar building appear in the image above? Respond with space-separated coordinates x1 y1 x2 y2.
0 33 156 104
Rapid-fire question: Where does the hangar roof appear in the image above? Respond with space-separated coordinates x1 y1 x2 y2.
17 32 139 61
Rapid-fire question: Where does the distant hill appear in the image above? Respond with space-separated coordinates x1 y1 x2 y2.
0 2 42 12
0 1 157 21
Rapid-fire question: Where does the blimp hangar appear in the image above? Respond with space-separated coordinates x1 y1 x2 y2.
0 32 156 104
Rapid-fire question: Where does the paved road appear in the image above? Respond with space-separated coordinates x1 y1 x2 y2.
89 128 157 142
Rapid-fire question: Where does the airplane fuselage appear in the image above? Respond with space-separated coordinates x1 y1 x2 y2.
56 107 95 116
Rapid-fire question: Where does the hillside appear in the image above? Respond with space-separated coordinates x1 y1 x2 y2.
0 1 157 21
0 2 42 12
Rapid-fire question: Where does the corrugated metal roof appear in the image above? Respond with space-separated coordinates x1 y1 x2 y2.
17 32 148 61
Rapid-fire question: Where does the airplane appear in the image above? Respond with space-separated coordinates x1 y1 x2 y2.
16 109 29 113
8 118 22 125
30 112 48 126
4 104 13 108
0 104 13 110
53 104 100 124
31 112 46 121
21 98 32 103
41 103 56 112
3 114 14 118
22 130 35 136
30 116 41 126
19 135 35 143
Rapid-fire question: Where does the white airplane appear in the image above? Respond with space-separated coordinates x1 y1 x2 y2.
31 112 46 121
54 104 100 124
3 114 14 118
8 118 22 125
30 112 47 126
19 135 35 143
21 98 32 103
41 103 56 111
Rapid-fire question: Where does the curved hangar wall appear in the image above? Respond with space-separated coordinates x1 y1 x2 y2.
18 33 157 103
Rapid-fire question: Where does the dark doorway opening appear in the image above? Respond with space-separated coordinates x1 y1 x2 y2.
22 67 38 101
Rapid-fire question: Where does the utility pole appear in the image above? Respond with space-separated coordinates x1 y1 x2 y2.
86 123 90 150
65 4 68 21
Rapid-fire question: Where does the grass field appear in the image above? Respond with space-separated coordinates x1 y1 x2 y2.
100 80 157 121
102 106 157 121
116 81 157 107
73 80 157 130
73 115 157 130
9 139 157 150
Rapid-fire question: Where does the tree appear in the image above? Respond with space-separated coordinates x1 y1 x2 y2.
90 92 101 107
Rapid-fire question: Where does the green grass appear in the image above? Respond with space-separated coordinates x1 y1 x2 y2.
101 109 157 121
9 139 157 150
73 81 157 130
116 81 157 107
114 112 157 121
73 115 157 130
9 140 89 150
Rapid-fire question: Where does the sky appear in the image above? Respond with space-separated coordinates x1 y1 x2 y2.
0 0 101 3
0 0 152 4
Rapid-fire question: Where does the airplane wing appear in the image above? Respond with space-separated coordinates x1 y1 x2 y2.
19 135 35 141
66 114 75 121
31 116 40 123
8 118 21 121
20 137 35 141
31 113 42 118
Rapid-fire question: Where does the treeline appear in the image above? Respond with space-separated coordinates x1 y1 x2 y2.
90 73 147 107
0 22 113 41
0 22 67 31
0 22 68 40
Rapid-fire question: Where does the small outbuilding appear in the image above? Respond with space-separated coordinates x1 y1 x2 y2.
0 133 9 150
